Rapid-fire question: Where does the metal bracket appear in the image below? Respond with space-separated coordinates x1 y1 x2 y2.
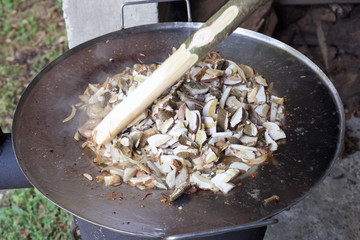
121 0 192 29
0 128 5 150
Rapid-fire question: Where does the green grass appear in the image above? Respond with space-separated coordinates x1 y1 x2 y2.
0 0 68 132
0 0 73 238
0 189 72 239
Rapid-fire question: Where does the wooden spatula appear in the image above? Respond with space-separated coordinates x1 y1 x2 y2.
93 0 268 145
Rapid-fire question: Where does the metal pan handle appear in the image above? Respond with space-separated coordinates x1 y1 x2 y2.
121 0 192 29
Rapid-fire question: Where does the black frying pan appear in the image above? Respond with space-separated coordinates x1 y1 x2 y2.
12 23 344 238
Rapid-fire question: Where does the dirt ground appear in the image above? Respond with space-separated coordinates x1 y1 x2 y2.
274 4 360 118
274 4 360 157
266 4 360 239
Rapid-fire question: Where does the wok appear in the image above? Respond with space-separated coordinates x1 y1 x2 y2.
13 22 344 238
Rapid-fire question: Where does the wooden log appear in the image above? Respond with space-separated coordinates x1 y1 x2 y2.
93 0 268 145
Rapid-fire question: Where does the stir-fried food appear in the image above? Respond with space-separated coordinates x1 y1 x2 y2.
73 52 286 201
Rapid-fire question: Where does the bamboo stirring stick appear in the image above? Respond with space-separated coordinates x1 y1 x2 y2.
93 0 268 145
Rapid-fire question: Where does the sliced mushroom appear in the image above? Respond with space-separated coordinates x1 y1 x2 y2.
151 94 173 119
271 95 284 105
269 102 279 122
276 104 285 121
211 131 233 139
211 169 238 194
255 85 266 104
219 86 231 109
225 144 257 161
139 128 157 147
224 76 243 86
247 86 259 104
173 145 198 158
254 74 268 86
175 167 189 187
217 108 229 131
203 116 217 135
166 168 177 189
153 175 167 190
147 134 173 153
130 130 142 148
177 103 187 120
128 175 153 186
159 155 182 174
254 104 270 120
185 109 201 133
104 175 122 186
240 136 258 146
76 52 287 196
230 107 243 128
183 81 210 95
263 122 286 141
193 65 209 80
239 64 255 80
226 96 243 112
190 172 219 192
120 136 132 147
247 153 269 166
195 129 207 148
147 160 162 177
123 167 137 182
202 98 218 120
158 109 175 121
244 121 258 137
137 163 151 174
168 123 188 139
83 173 93 181
229 161 251 172
160 117 175 133
203 146 218 164
264 131 278 151
109 168 124 177
205 68 224 77
178 134 198 148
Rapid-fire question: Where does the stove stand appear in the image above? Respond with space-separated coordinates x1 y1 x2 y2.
0 130 33 189
72 216 274 240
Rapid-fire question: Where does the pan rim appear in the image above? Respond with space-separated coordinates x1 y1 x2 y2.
12 22 345 238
